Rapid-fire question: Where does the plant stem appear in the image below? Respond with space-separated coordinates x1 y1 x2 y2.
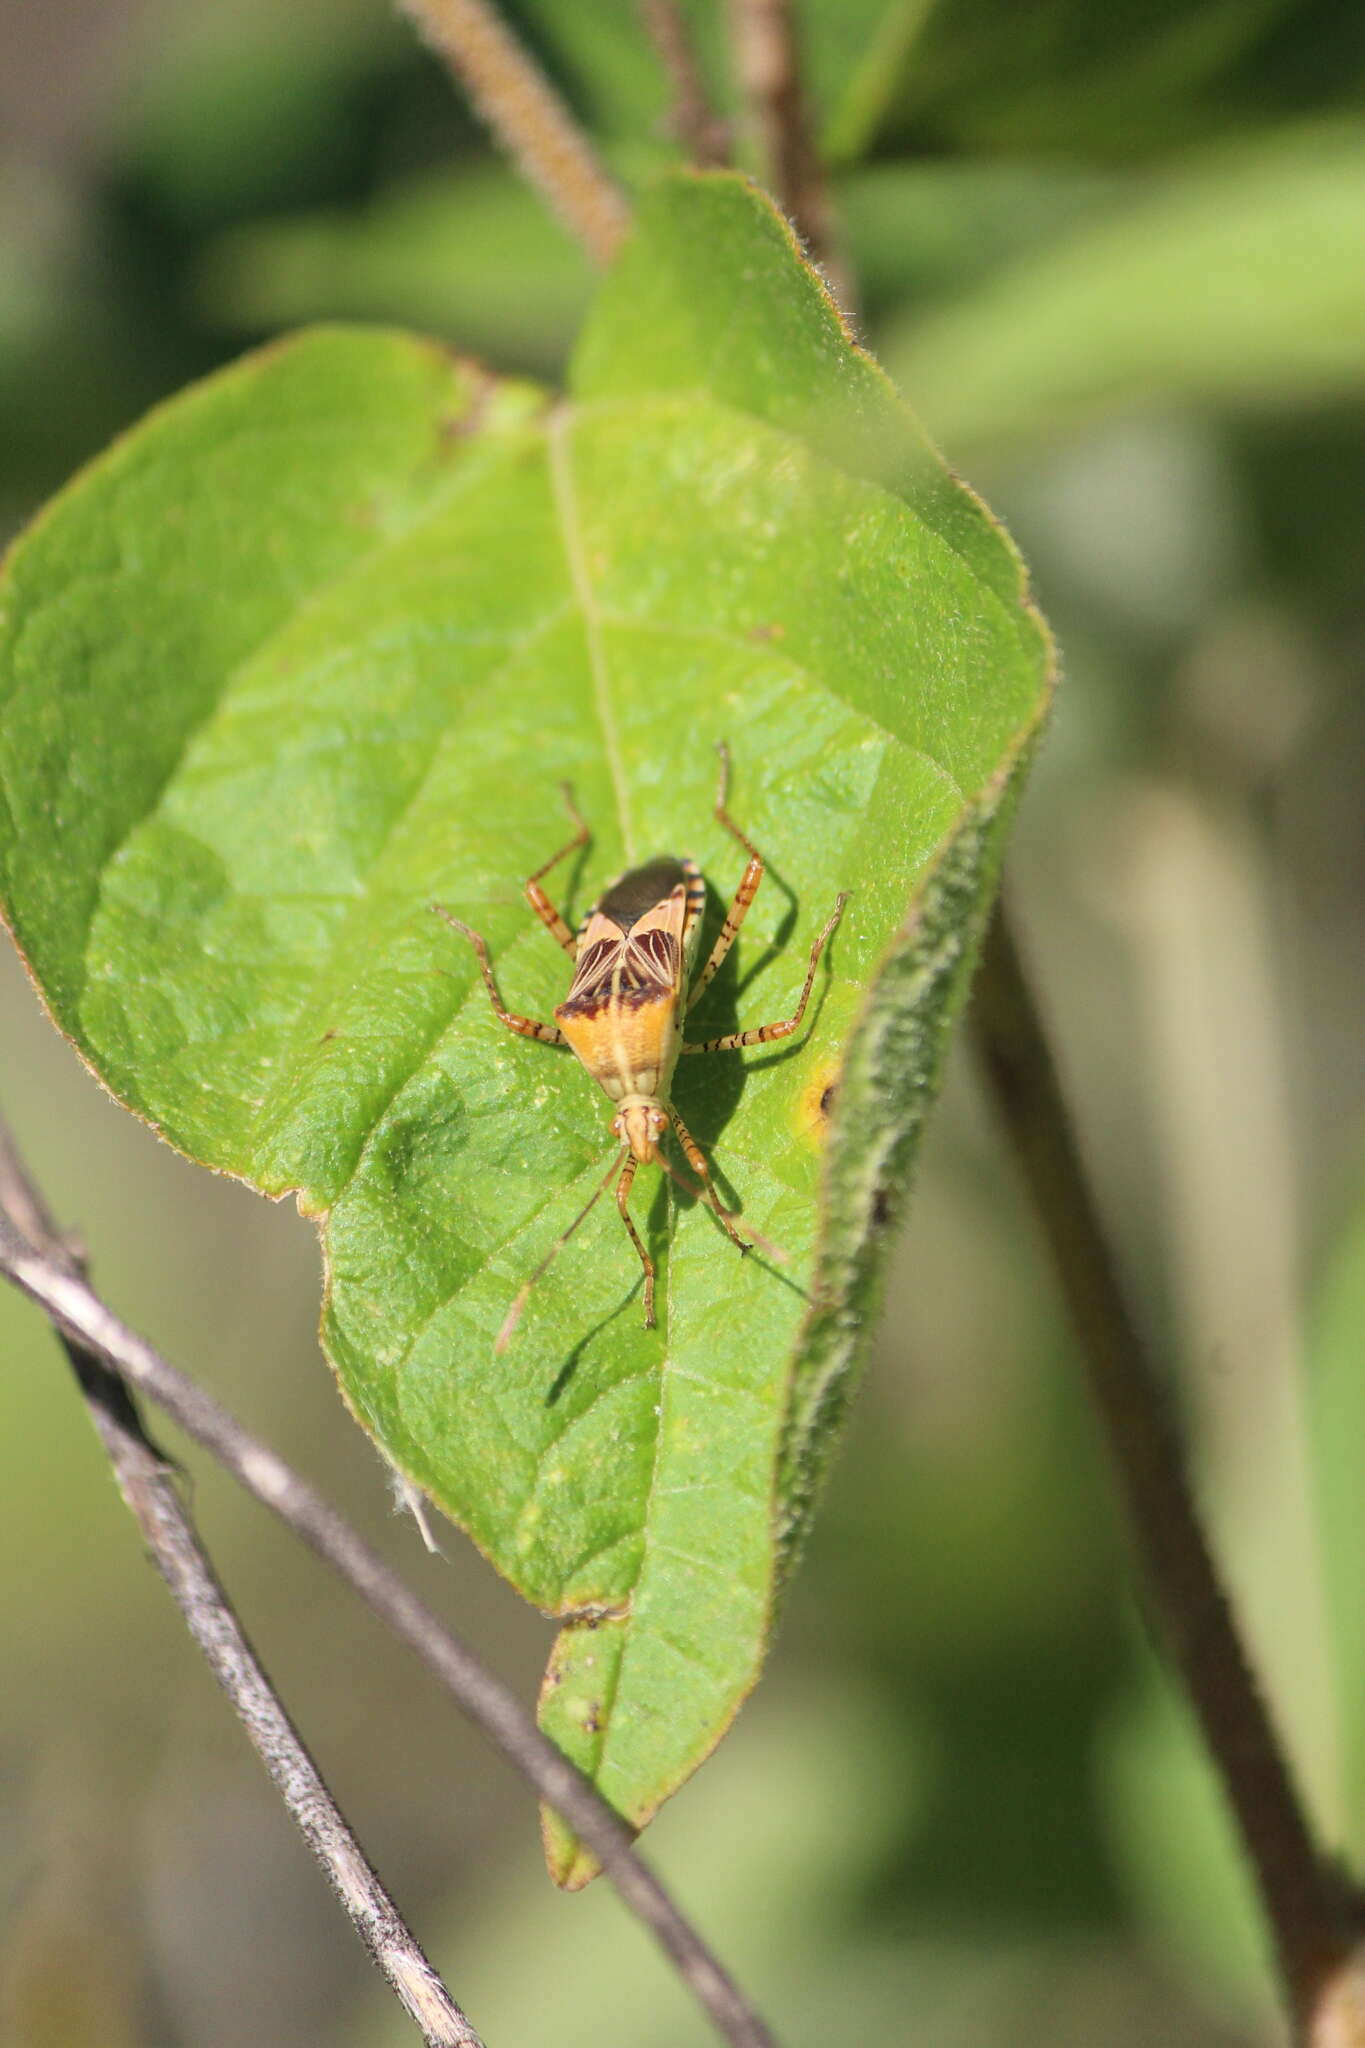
0 1121 777 2048
396 0 629 263
971 898 1349 2031
639 0 729 166
726 0 831 264
0 1130 480 2048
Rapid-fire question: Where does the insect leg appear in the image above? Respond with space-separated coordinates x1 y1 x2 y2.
431 905 565 1043
616 1154 656 1328
713 739 765 864
685 743 766 1013
525 783 591 954
495 1146 627 1352
665 1107 752 1255
681 892 847 1054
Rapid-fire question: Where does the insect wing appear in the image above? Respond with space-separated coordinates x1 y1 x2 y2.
555 877 690 1101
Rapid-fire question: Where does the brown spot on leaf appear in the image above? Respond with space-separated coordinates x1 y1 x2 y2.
796 1059 841 1144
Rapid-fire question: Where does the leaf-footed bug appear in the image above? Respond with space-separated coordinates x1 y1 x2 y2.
433 745 846 1348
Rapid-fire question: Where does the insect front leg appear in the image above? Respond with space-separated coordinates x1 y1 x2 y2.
615 1154 656 1327
682 892 847 1054
524 783 591 955
431 905 565 1044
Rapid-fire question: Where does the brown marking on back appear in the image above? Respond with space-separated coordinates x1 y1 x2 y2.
558 979 673 1023
555 882 690 1099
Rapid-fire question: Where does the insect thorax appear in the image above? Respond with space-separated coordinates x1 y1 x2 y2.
595 857 688 929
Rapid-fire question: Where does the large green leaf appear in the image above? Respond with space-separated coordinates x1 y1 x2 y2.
0 171 1051 1879
883 124 1365 452
825 0 1360 165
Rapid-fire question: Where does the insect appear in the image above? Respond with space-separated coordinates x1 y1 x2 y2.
433 745 846 1348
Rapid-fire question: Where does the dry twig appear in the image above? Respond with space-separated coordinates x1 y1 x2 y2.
0 1119 776 2048
0 1127 480 2048
726 0 831 264
640 0 729 166
971 900 1353 2033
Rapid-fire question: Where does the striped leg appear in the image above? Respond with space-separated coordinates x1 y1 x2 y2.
431 905 565 1043
681 892 847 1055
616 1155 656 1327
666 1106 752 1254
686 742 765 1013
524 783 591 954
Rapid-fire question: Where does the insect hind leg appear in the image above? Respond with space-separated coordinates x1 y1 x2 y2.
682 891 847 1054
525 782 591 955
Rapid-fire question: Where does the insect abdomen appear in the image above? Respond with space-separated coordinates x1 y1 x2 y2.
555 989 678 1101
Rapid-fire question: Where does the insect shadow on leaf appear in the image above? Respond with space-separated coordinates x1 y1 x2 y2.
544 1281 647 1405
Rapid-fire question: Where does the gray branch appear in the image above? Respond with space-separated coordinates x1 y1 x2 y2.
0 1120 776 2048
0 1127 480 2048
971 900 1352 2033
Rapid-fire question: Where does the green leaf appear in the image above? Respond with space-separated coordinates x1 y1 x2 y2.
0 171 1051 1879
1097 1664 1277 2023
881 124 1365 453
839 158 1116 316
119 7 399 230
825 0 1360 166
194 166 594 379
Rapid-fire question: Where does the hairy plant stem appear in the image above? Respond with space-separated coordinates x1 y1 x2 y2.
972 899 1351 2035
396 0 629 263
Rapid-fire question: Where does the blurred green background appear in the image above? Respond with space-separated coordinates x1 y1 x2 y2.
2 1 1363 2042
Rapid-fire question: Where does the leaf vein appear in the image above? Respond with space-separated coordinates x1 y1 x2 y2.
547 407 636 860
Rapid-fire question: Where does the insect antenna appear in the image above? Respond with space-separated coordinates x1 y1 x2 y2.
496 1147 629 1354
652 1148 789 1266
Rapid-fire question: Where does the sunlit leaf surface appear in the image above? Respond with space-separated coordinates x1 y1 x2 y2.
0 172 1051 1877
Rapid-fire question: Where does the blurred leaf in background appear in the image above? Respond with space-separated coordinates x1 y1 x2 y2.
194 168 592 375
824 0 1365 162
884 122 1365 451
